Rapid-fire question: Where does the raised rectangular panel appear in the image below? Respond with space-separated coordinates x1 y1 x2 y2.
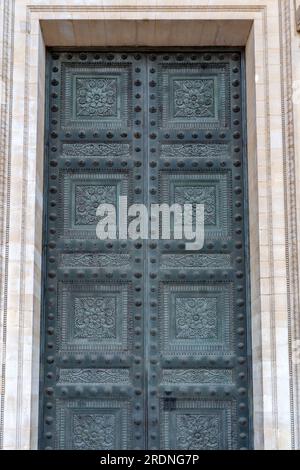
160 282 234 354
61 63 131 130
55 399 131 449
160 399 237 450
159 62 229 129
59 170 130 239
159 171 232 239
58 282 130 353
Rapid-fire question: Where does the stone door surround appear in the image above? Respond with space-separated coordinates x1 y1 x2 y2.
0 1 299 451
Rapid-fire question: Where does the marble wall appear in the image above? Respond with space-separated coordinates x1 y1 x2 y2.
0 0 299 450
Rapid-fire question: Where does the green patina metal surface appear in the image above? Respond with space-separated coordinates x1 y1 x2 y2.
39 49 252 450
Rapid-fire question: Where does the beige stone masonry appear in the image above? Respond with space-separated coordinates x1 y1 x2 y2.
0 0 299 450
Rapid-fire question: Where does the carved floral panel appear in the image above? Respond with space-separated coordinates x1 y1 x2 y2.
62 143 130 158
175 297 218 340
160 172 231 239
176 414 220 450
61 63 130 129
73 296 117 340
162 369 233 384
174 185 216 225
161 254 231 269
173 79 215 118
161 65 228 129
161 144 229 159
75 184 116 225
59 283 129 352
72 413 115 449
76 78 118 118
160 283 233 354
61 253 131 268
59 369 130 384
62 171 128 239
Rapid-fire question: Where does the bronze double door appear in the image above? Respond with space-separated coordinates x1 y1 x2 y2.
39 49 252 450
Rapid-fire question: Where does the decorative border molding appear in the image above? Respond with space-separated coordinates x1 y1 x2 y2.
28 5 266 13
15 2 32 450
279 0 300 450
260 4 279 447
0 0 15 450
